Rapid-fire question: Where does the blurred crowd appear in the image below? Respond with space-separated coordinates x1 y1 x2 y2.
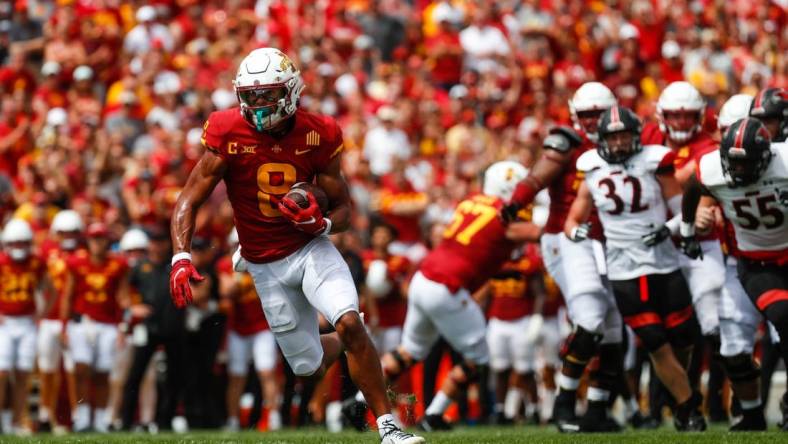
0 0 786 435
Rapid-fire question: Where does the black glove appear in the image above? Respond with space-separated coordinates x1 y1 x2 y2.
499 203 521 224
680 235 703 260
642 225 671 247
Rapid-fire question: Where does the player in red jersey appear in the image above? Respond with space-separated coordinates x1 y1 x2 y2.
62 223 131 432
38 210 84 433
0 219 50 435
219 228 280 432
641 81 723 341
361 222 411 355
503 83 625 433
169 48 422 444
478 243 546 425
372 161 540 432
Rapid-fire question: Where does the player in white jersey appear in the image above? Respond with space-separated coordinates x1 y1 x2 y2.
566 106 705 432
683 117 788 431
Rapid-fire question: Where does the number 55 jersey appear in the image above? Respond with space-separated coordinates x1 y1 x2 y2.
576 145 679 280
697 143 788 263
201 108 344 263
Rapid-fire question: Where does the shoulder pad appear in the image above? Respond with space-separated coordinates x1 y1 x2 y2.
639 145 674 171
771 142 788 173
543 126 583 153
697 150 724 187
576 149 604 172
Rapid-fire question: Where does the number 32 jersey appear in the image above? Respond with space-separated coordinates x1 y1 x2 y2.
420 194 520 293
577 145 679 280
202 108 344 263
697 142 788 263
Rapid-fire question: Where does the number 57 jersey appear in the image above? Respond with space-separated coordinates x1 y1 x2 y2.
202 108 344 264
419 194 520 294
697 143 788 263
576 145 680 280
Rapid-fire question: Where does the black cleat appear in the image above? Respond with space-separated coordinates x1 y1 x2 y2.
629 412 661 429
418 414 452 432
730 409 767 432
341 399 369 432
673 391 706 432
574 401 622 433
492 412 513 426
552 390 577 432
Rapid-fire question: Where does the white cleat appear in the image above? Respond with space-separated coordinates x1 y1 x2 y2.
380 418 426 444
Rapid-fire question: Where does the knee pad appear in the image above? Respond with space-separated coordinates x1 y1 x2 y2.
561 326 603 365
722 353 760 383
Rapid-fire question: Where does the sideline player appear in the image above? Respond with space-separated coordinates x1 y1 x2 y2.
0 219 50 436
38 210 84 433
566 106 706 431
503 82 624 433
374 161 541 431
62 223 131 432
169 47 422 444
682 118 788 430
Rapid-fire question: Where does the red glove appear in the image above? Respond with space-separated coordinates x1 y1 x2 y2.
278 192 330 236
169 258 205 308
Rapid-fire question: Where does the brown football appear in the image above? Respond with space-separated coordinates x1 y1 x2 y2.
284 182 330 213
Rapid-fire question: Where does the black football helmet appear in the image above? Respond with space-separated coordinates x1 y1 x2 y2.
720 118 772 187
749 87 787 142
597 106 642 163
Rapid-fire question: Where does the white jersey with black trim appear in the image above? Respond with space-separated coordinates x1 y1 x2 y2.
697 142 788 262
577 145 680 280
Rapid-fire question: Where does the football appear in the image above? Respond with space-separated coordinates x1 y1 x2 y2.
284 182 330 213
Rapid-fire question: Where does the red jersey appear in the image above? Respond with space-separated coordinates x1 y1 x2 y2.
640 123 718 170
361 250 409 328
202 108 344 263
378 175 428 243
543 139 603 240
217 256 269 336
67 252 128 324
420 194 519 293
0 253 45 316
41 241 84 320
487 245 542 321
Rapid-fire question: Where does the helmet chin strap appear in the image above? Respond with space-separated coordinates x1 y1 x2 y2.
10 248 29 261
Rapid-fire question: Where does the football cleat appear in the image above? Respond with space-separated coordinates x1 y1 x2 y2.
418 414 452 432
729 409 767 432
341 398 369 432
628 411 661 429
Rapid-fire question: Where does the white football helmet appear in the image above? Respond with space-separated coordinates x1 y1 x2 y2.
483 161 529 201
2 219 33 261
51 210 84 234
656 81 706 143
717 94 754 132
233 48 305 132
120 228 150 252
569 82 618 141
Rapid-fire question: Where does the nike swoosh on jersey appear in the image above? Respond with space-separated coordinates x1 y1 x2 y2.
295 149 311 155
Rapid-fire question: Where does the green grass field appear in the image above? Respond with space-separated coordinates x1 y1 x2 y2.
0 426 782 444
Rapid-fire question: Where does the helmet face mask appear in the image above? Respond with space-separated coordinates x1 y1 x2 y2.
6 240 31 261
720 118 772 187
657 81 705 144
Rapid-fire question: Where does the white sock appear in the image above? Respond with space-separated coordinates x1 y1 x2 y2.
740 397 761 410
625 397 639 417
1 410 12 432
268 409 282 430
226 416 239 427
73 404 91 430
424 391 451 416
355 390 367 403
503 389 522 419
38 407 50 422
376 413 397 437
94 408 109 432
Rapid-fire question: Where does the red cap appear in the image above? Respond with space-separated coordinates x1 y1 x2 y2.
86 222 109 238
